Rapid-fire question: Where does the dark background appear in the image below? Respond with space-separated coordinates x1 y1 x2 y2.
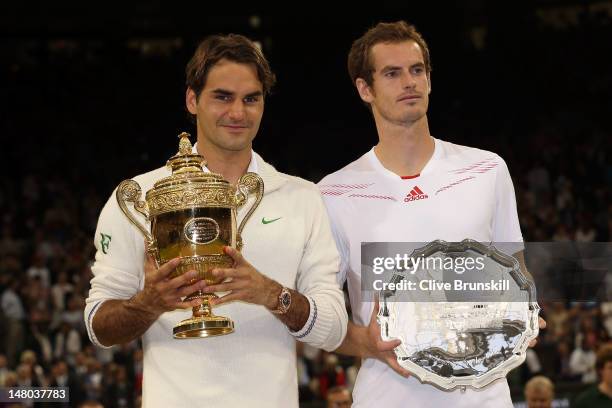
0 1 610 407
2 2 610 186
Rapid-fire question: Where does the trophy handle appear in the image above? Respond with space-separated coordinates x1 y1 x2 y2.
116 180 158 261
235 172 264 250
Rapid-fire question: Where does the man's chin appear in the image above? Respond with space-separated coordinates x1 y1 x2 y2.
219 140 253 153
206 132 256 153
398 110 427 123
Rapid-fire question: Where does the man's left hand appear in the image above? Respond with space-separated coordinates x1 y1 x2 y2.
204 246 281 309
529 317 547 347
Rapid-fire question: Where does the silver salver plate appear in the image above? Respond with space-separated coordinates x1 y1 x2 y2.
378 239 540 391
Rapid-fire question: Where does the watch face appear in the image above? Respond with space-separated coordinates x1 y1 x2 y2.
281 291 291 308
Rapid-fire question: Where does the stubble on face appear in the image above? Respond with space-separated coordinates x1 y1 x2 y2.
189 59 264 154
367 40 430 127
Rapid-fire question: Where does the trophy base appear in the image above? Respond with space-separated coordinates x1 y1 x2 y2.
173 315 234 338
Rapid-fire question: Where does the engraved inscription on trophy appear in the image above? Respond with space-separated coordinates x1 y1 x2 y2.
184 217 220 245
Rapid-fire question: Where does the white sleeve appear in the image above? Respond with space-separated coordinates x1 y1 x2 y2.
83 188 145 348
291 189 348 351
492 158 524 252
320 195 350 286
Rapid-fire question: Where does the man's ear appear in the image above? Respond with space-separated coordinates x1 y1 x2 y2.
356 78 374 104
427 72 432 94
186 88 198 115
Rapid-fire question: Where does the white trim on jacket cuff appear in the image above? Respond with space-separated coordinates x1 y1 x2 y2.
290 296 317 339
86 300 112 349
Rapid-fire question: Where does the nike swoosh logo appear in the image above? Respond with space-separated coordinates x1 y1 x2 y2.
262 217 282 224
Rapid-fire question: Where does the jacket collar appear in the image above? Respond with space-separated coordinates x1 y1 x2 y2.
191 143 286 195
252 151 287 195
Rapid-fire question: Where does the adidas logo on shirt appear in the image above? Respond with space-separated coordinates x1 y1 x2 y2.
404 186 429 202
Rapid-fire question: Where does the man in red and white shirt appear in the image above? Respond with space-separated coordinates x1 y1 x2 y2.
319 21 542 407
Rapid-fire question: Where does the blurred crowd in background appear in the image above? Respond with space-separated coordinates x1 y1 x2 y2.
1 3 611 407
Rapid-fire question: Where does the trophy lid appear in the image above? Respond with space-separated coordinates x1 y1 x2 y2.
152 132 229 190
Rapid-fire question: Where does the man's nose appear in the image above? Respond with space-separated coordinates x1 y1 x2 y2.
401 71 417 89
228 100 246 121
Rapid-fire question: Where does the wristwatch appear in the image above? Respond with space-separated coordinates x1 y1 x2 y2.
271 287 292 315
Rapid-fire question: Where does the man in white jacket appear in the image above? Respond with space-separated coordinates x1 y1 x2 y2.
84 34 347 408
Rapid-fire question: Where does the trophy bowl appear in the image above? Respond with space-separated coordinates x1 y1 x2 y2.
116 132 264 338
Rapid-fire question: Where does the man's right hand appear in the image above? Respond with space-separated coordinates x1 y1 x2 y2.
130 254 206 316
365 297 411 378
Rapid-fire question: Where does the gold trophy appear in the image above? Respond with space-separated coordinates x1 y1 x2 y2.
116 132 264 338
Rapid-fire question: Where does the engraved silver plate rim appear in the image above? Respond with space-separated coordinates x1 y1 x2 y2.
377 239 541 391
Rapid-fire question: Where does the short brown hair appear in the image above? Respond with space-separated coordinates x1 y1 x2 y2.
596 342 612 372
347 21 431 87
185 33 276 99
